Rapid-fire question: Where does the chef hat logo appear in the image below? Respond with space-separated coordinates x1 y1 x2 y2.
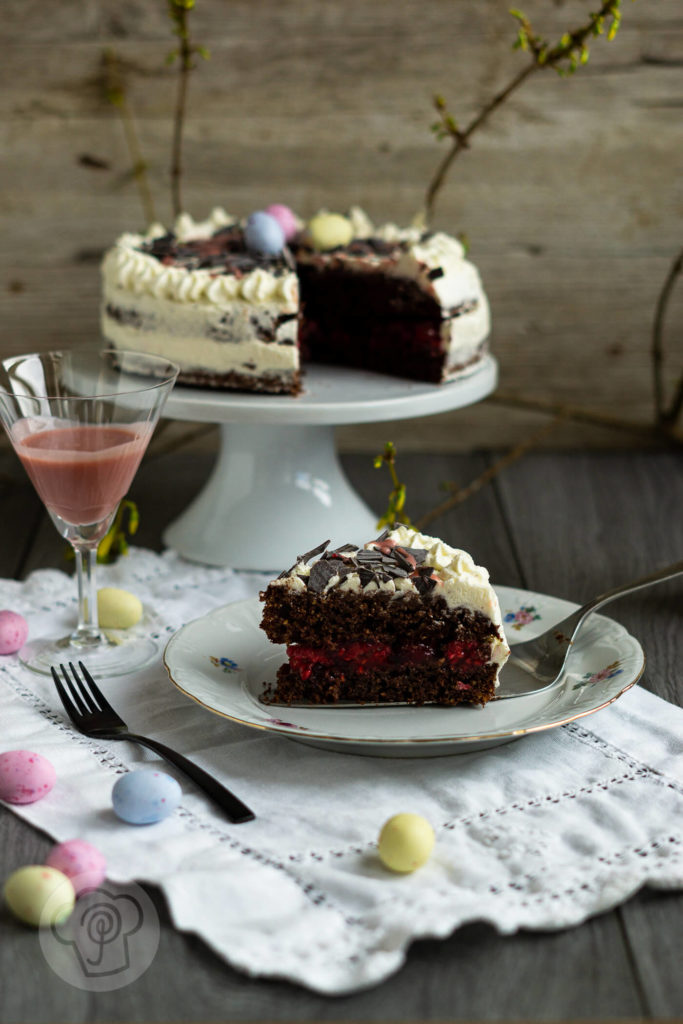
40 880 159 992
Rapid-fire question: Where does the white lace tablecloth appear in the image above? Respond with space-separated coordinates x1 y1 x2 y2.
1 549 682 994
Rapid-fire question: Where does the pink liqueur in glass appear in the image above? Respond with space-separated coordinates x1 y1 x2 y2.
0 348 177 677
14 424 150 527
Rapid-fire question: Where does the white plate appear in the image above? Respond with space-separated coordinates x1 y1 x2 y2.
162 587 644 757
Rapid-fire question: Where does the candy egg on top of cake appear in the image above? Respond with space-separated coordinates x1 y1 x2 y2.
259 525 510 707
101 204 490 394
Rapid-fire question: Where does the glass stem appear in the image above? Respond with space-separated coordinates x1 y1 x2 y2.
71 545 103 648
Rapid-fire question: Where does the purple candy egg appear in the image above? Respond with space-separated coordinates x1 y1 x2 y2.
0 750 56 805
244 211 285 256
46 839 107 896
264 203 298 242
0 610 28 655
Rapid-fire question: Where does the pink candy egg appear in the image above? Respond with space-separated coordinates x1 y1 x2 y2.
0 610 28 655
0 750 56 805
264 203 298 242
46 839 107 896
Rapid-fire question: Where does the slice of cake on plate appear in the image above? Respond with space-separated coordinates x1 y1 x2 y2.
101 206 490 394
259 525 509 706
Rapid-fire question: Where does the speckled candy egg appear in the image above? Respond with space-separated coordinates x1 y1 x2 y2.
378 813 435 873
97 588 143 629
0 750 56 805
45 840 107 896
264 203 298 242
4 865 75 927
308 212 353 251
0 610 28 655
112 769 182 825
244 211 285 256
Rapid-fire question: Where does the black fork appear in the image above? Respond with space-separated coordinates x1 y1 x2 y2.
51 661 255 824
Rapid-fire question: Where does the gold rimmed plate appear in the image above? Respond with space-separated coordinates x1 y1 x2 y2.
162 588 644 757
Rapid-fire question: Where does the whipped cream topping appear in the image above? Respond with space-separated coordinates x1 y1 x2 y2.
102 209 298 310
272 525 506 624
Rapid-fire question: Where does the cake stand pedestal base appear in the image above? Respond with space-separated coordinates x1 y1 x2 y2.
163 423 378 571
161 359 498 570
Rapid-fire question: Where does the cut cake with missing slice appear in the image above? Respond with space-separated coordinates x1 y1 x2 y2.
259 525 510 706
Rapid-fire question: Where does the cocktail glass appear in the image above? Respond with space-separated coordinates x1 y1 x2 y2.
0 348 178 677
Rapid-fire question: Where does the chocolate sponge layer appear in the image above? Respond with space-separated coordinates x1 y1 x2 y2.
260 587 498 647
262 660 498 707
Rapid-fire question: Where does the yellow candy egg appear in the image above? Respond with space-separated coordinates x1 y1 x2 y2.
308 212 353 251
97 588 143 629
378 813 435 873
4 865 76 927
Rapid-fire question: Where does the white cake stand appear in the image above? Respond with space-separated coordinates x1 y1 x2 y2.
162 356 497 570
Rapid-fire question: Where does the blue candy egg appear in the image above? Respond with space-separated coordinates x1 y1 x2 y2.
112 770 181 825
244 211 285 256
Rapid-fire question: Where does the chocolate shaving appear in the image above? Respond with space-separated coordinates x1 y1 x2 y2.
383 565 409 578
277 538 330 578
405 547 428 564
333 562 356 579
307 560 338 593
355 549 387 563
299 540 330 564
393 547 415 572
413 573 437 595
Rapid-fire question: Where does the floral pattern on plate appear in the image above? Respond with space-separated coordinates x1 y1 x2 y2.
210 655 241 673
265 717 309 731
573 660 623 690
504 605 542 631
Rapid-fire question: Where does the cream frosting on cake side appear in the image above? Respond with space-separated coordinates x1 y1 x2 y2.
101 212 301 392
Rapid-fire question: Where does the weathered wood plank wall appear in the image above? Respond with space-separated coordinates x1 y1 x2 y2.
1 0 681 451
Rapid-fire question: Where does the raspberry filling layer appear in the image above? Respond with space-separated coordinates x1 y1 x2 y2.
286 640 488 681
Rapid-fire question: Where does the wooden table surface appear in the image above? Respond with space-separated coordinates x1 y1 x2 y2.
0 445 681 1022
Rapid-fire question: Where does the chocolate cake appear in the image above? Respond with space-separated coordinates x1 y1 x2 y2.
259 525 510 706
101 206 490 395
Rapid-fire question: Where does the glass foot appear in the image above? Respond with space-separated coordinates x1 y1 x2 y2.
18 634 159 678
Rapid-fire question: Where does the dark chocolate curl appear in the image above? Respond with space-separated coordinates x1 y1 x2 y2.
298 539 331 564
307 560 338 593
